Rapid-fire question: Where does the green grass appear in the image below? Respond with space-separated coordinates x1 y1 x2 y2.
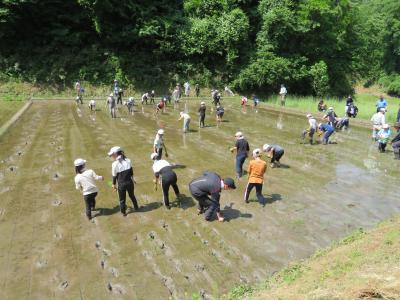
0 100 25 126
263 94 399 124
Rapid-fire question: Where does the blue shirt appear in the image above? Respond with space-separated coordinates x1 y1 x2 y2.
376 99 387 109
319 124 334 133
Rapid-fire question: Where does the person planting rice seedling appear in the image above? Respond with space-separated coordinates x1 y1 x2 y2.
244 149 267 204
117 87 123 105
198 102 206 128
323 107 338 127
216 104 224 122
184 81 190 97
88 99 96 111
154 98 165 116
150 90 155 104
377 124 391 153
230 131 250 179
141 92 149 105
262 144 285 168
212 89 221 106
125 97 134 115
335 116 350 130
391 123 400 160
108 146 139 216
302 114 318 144
74 158 104 220
153 129 168 159
318 100 327 112
178 111 191 133
371 108 386 140
150 153 180 209
318 123 335 145
75 95 83 105
189 171 236 222
195 84 200 97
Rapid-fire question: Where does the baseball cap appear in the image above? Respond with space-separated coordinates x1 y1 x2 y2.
201 101 205 105
306 113 312 118
108 146 121 156
109 93 113 97
157 129 164 135
223 177 236 189
235 131 243 138
253 148 261 157
150 153 159 160
74 158 86 167
262 144 271 152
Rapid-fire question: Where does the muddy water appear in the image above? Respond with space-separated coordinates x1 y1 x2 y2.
0 100 398 299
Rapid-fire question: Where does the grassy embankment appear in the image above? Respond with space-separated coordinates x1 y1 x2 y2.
222 217 400 300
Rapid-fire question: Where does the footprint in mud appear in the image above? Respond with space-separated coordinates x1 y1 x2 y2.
159 220 169 230
161 276 175 297
54 231 62 240
100 260 105 269
95 241 102 249
347 203 356 208
8 166 17 172
58 280 68 291
52 173 61 180
148 231 156 240
194 263 206 272
52 199 62 206
111 283 126 295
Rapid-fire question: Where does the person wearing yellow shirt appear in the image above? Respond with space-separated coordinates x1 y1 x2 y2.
244 148 267 204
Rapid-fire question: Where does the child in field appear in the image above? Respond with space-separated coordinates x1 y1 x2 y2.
74 158 104 220
155 99 165 116
377 124 391 152
244 149 267 204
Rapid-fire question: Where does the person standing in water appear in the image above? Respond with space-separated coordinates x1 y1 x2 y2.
371 108 386 140
108 146 139 216
303 114 317 144
189 171 236 222
107 93 117 118
178 111 191 133
150 153 180 209
318 123 335 145
279 84 287 106
198 102 206 128
230 131 250 179
377 124 391 153
153 129 169 159
184 81 190 97
244 149 267 204
391 123 400 160
74 158 104 220
195 84 200 97
216 104 224 122
323 107 338 127
262 144 285 168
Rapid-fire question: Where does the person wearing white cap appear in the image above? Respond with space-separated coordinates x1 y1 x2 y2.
150 153 180 209
323 107 338 127
230 131 250 179
108 146 139 216
263 144 285 168
303 114 317 144
377 124 391 152
178 111 191 133
88 99 96 112
371 108 386 140
106 93 117 118
244 149 267 204
198 102 206 128
153 129 169 159
279 84 287 106
74 158 104 220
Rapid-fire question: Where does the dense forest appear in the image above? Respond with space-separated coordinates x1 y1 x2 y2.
0 0 399 96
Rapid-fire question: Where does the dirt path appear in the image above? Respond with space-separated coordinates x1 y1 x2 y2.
0 100 398 299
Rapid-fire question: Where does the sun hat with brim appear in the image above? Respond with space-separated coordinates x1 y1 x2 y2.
382 124 390 129
235 131 243 138
201 102 205 105
223 177 236 189
74 158 86 167
253 148 261 157
150 153 158 160
157 129 164 135
108 146 122 156
262 144 271 152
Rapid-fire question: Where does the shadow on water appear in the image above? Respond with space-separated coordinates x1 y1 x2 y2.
264 193 282 204
278 164 290 169
171 164 186 169
140 202 162 212
188 129 198 133
98 205 120 216
222 202 253 221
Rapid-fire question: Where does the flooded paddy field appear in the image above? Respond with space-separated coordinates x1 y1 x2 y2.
0 99 398 299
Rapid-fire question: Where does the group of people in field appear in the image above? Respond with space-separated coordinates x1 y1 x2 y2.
73 80 400 223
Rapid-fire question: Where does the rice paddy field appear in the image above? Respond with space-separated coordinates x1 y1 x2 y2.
0 98 399 299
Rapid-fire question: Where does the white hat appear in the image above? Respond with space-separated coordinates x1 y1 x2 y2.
157 129 164 135
201 101 205 105
382 124 390 129
74 158 86 167
306 113 312 118
253 148 261 157
108 146 121 156
235 131 243 138
328 107 334 110
180 112 184 116
380 108 386 112
150 153 159 160
262 144 271 152
109 93 113 97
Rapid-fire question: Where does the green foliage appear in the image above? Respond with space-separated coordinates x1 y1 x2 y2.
310 61 329 97
386 75 400 96
225 284 254 299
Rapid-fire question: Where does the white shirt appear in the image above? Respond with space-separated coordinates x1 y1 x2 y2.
308 118 317 129
90 100 96 106
371 112 385 125
154 135 164 149
75 169 102 196
184 82 190 90
279 87 287 95
111 158 132 177
180 113 191 120
152 160 171 174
